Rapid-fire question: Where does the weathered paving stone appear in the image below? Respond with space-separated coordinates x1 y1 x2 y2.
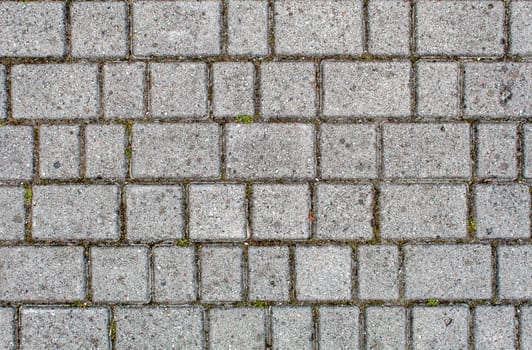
382 123 471 178
226 123 315 179
271 306 313 350
39 125 80 179
104 62 145 119
213 62 254 118
416 61 459 117
153 246 196 303
404 244 492 300
32 185 119 241
380 184 467 240
0 308 14 350
416 0 504 56
497 245 532 299
115 307 203 349
248 246 290 301
209 308 266 350
358 245 399 300
86 124 126 179
0 187 25 241
522 306 532 350
474 305 515 350
365 306 407 350
0 2 65 57
322 61 411 117
477 123 517 179
412 305 469 350
318 306 359 350
0 65 6 119
20 307 109 350
132 1 220 56
227 0 269 56
0 246 85 302
274 0 362 55
200 246 242 302
0 126 33 180
510 1 532 56
367 0 410 56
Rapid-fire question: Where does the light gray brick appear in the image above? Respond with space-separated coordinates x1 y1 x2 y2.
248 246 290 301
209 308 266 350
86 124 126 178
132 1 220 56
252 184 311 240
322 61 411 117
0 65 6 119
365 306 407 350
274 0 362 55
132 123 220 178
0 126 33 180
0 246 85 302
368 0 410 55
213 62 254 118
412 306 469 350
91 246 149 303
32 185 119 241
272 306 313 350
12 64 99 120
477 123 517 178
498 245 532 299
523 124 532 178
416 0 504 56
474 305 515 350
521 306 532 350
382 123 471 178
0 187 25 241
0 2 65 57
104 62 145 119
228 0 268 56
20 307 109 350
318 306 359 350
115 306 203 350
416 61 459 117
39 125 80 179
0 308 15 350
404 244 492 300
510 1 532 56
226 123 315 179
380 184 468 240
358 245 399 300
153 246 195 303
201 246 242 302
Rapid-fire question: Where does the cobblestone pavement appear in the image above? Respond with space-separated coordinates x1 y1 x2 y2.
0 0 531 349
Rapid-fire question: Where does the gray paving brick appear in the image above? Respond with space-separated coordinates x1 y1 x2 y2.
0 246 85 302
318 306 359 350
322 61 411 117
126 185 184 242
296 245 351 301
0 187 25 241
227 0 268 56
209 308 266 350
39 125 80 179
523 124 532 178
248 246 290 301
132 123 220 178
510 1 532 56
522 306 532 350
132 1 220 57
86 124 126 179
464 62 531 117
115 306 203 349
0 126 33 180
71 1 127 58
271 306 313 350
274 0 362 55
416 61 459 117
260 62 316 118
0 308 15 350
153 246 195 303
0 2 65 57
382 123 471 178
91 246 149 303
404 244 492 300
20 307 109 350
226 123 315 179
213 62 254 118
0 65 6 119
358 245 399 300
32 185 119 241
12 64 99 120
365 306 407 350
104 62 145 119
497 245 532 299
380 184 468 240
189 184 247 241
477 123 517 179
474 305 515 350
412 305 469 350
368 0 410 56
252 184 310 240
316 184 373 240
416 0 504 56
200 246 242 302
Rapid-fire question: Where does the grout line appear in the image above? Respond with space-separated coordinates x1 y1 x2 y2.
312 305 319 350
84 244 93 302
14 306 20 350
468 304 474 350
127 0 133 59
221 0 229 56
288 245 296 303
362 0 369 54
267 0 275 57
242 245 249 303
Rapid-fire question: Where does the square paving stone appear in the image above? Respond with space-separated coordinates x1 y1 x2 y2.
0 187 25 241
39 125 80 179
368 0 410 55
412 305 469 350
477 123 517 179
227 0 269 56
365 306 407 350
200 246 242 302
497 245 532 299
248 246 290 301
0 308 14 350
521 306 532 350
271 306 313 350
510 1 532 55
213 62 254 118
416 61 459 117
0 126 33 180
153 246 196 303
474 305 515 350
318 306 359 350
209 308 266 350
0 65 6 119
86 124 126 179
104 62 146 119
357 245 399 300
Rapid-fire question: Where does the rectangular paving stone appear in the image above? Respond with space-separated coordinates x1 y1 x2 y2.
209 308 266 350
0 65 6 119
474 305 515 350
104 62 145 119
213 62 254 118
0 125 33 180
0 187 25 241
416 0 504 56
365 306 407 350
274 0 362 55
227 0 269 56
412 306 469 350
0 246 85 302
404 244 492 300
248 246 290 301
357 245 399 300
521 306 532 350
153 246 196 303
367 0 410 56
226 123 314 179
497 245 532 299
0 308 15 350
477 123 517 178
20 307 109 350
416 61 459 117
382 123 471 178
322 61 411 117
39 125 80 179
510 1 532 55
318 306 359 350
86 124 126 178
271 307 313 350
200 246 242 302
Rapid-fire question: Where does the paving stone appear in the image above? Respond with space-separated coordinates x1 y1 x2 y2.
296 245 352 301
0 2 65 57
200 246 242 302
319 123 378 179
404 244 492 300
153 246 196 303
91 246 149 303
357 245 399 300
86 124 126 179
132 1 220 56
0 126 33 180
20 307 109 350
464 62 531 117
0 187 25 241
315 184 373 240
521 306 532 350
365 306 407 350
104 62 146 119
248 246 290 301
39 125 80 179
412 305 469 350
367 0 410 55
126 185 184 242
510 1 532 56
212 62 254 118
380 184 468 240
132 123 220 178
209 308 266 350
227 0 269 56
477 123 517 178
382 123 471 178
497 245 532 299
189 184 247 241
416 0 504 56
226 123 315 179
260 62 316 118
0 65 6 119
0 246 85 302
523 124 532 178
318 306 359 350
11 64 99 120
115 306 203 349
274 0 362 55
32 185 119 240
0 308 15 350
322 61 411 117
271 306 313 350
416 61 459 117
252 184 310 240
71 1 127 58
474 305 515 350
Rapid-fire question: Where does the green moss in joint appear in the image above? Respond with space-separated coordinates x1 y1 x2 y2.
235 115 253 124
176 238 189 247
251 300 268 308
23 184 32 205
427 298 439 306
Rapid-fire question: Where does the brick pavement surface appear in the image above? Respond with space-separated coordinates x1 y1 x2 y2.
0 1 530 349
